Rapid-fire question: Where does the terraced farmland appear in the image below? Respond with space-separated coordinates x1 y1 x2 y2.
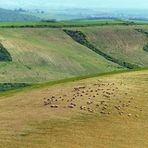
0 70 147 148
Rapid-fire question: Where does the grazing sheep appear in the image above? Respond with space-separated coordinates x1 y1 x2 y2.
74 86 85 91
70 103 76 106
119 112 123 116
104 104 108 107
102 106 107 110
126 103 130 107
103 95 110 98
50 105 58 108
87 101 93 105
80 106 86 110
100 101 105 104
115 106 121 110
122 104 126 107
68 105 74 108
44 101 49 106
96 104 100 107
106 92 111 95
135 114 139 118
88 109 93 113
100 111 106 114
108 112 111 115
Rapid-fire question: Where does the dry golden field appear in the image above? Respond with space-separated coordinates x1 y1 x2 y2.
0 70 147 148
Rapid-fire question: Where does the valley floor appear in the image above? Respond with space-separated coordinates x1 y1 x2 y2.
0 70 147 148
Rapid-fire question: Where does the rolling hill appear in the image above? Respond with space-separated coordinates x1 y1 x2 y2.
0 8 40 22
0 28 122 83
0 21 148 148
75 26 148 67
0 70 147 148
0 24 148 84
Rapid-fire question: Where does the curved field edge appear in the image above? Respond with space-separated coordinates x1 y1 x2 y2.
0 68 147 97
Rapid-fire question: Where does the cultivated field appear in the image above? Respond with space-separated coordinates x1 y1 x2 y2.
0 70 147 148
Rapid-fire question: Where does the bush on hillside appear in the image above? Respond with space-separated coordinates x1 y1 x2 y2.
143 43 148 52
0 83 31 92
0 43 12 62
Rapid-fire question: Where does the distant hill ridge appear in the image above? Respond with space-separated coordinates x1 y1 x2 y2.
0 8 40 22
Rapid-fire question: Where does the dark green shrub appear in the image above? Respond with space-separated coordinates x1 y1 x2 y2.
0 83 31 92
0 43 12 61
143 43 148 52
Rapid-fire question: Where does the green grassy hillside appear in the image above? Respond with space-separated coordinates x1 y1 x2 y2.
0 23 148 84
0 28 122 83
0 70 147 148
73 26 148 67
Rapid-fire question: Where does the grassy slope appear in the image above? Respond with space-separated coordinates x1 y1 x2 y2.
77 25 148 67
0 28 122 83
0 70 147 148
